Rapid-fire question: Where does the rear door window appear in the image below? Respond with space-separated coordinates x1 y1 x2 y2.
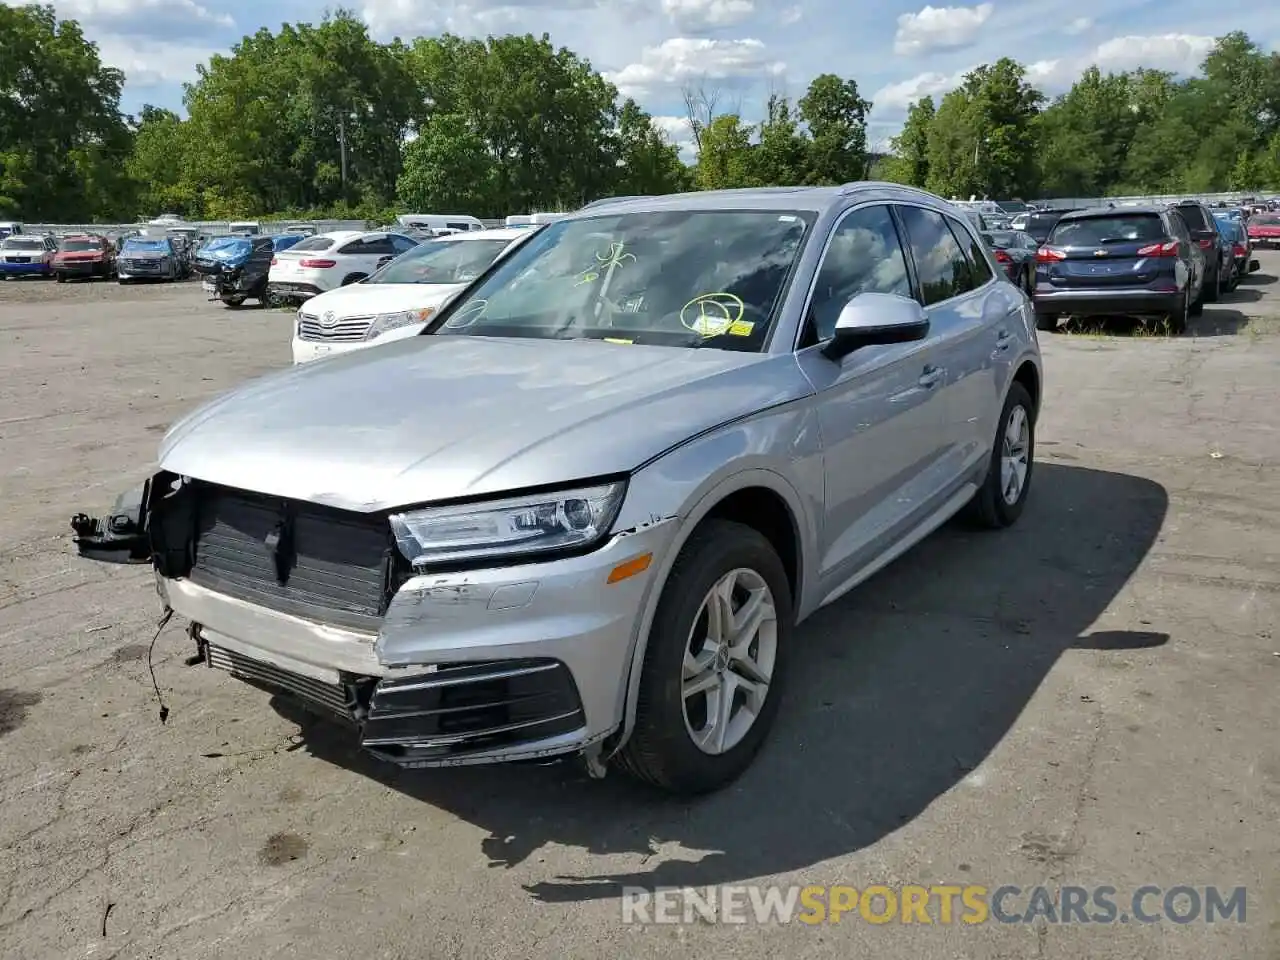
897 205 975 306
946 215 994 285
1048 215 1166 246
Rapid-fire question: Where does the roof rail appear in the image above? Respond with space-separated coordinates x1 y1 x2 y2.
580 195 652 210
839 181 941 201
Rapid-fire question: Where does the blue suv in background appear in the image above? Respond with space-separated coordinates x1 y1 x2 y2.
1032 206 1206 334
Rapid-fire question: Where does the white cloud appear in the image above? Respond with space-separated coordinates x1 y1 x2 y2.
871 68 969 112
779 4 801 24
650 114 697 158
661 0 754 31
94 34 221 88
1066 17 1092 35
893 3 994 56
1092 33 1214 74
608 37 785 96
2 0 233 38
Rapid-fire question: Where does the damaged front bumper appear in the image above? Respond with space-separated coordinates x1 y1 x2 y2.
72 475 677 769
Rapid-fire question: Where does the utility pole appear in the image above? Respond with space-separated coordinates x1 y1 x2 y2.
338 112 348 191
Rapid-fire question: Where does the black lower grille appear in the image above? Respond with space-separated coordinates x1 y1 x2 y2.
188 484 396 629
361 659 585 761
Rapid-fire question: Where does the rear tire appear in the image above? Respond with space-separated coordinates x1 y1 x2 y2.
1035 312 1059 332
962 382 1035 529
221 295 247 307
616 519 793 796
1204 265 1220 303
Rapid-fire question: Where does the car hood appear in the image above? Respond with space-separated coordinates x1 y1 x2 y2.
159 336 811 512
304 281 469 317
54 251 102 260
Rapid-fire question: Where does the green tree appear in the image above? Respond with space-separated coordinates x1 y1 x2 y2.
396 114 496 214
880 95 935 186
1037 68 1136 197
752 94 810 185
694 115 756 190
798 74 872 184
0 4 134 220
611 98 690 196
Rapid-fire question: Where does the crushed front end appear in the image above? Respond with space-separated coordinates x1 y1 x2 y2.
71 475 668 769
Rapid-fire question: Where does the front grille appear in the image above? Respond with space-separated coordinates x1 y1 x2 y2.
123 258 161 270
297 313 374 342
188 484 398 629
206 640 354 719
6 257 32 264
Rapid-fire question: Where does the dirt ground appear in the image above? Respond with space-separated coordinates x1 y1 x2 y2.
1 264 1278 960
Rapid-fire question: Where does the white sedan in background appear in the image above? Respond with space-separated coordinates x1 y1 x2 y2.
291 227 533 364
268 230 421 303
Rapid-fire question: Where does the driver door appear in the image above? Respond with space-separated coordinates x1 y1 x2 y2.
794 203 947 599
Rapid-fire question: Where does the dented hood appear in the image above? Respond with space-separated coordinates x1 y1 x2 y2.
158 334 811 512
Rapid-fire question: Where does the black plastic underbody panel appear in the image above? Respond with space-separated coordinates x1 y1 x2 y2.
188 483 397 630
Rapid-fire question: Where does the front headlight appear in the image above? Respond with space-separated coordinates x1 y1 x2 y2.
389 481 626 567
365 307 435 340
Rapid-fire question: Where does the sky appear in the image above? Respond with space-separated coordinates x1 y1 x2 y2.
8 0 1280 158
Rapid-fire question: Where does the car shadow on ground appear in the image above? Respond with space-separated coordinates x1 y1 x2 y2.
1237 268 1275 286
274 462 1170 903
1061 307 1254 338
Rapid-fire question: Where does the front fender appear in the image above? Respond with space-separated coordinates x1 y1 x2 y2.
605 402 824 756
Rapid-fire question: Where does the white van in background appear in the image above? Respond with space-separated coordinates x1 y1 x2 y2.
504 212 569 228
396 213 484 234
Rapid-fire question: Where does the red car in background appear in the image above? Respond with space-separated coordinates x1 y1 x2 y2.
51 234 116 281
1246 212 1280 248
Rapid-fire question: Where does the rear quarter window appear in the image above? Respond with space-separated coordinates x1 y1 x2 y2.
1049 215 1166 246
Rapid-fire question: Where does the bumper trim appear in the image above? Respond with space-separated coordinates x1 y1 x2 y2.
166 577 385 677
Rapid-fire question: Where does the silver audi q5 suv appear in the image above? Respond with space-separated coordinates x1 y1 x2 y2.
72 183 1043 795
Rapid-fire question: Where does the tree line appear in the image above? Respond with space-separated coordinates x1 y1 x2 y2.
2 3 1278 225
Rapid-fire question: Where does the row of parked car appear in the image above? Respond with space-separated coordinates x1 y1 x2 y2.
966 199 1268 333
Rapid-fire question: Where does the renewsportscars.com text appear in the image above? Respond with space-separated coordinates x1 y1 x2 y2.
620 884 1247 926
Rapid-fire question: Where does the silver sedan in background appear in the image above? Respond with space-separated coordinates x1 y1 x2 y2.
72 183 1042 795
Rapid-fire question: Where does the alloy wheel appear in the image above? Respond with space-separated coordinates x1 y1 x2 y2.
682 567 778 755
1001 405 1031 505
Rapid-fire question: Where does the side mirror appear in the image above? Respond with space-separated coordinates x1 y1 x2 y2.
821 292 930 361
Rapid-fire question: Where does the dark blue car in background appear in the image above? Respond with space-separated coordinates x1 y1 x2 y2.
1033 206 1206 335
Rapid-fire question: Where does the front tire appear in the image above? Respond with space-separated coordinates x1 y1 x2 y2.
1035 312 1059 332
617 519 793 795
221 295 247 307
55 272 66 283
962 382 1035 529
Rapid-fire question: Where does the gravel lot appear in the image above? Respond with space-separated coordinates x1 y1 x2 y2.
1 264 1278 960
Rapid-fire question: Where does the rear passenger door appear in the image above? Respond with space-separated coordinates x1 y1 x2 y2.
894 205 1010 493
795 203 949 596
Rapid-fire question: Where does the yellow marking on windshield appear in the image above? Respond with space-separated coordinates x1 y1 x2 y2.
575 241 635 286
679 293 745 337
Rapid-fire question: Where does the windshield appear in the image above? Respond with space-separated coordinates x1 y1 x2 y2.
431 209 814 351
1049 214 1165 246
123 239 171 253
2 237 42 250
373 238 511 285
59 239 99 252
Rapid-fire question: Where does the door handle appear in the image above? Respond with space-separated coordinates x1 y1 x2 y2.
995 329 1013 351
918 365 943 388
